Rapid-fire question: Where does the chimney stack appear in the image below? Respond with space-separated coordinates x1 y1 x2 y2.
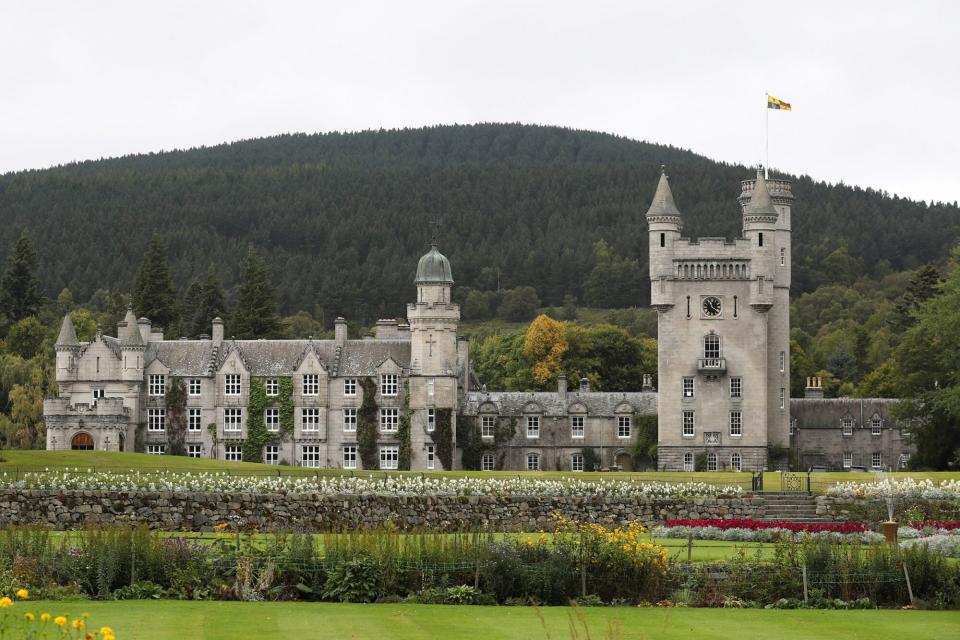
804 376 824 399
137 317 152 343
211 317 224 343
374 319 399 340
557 374 567 400
642 373 654 392
580 377 590 393
334 317 348 346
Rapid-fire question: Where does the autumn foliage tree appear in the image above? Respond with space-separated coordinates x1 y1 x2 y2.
524 315 569 384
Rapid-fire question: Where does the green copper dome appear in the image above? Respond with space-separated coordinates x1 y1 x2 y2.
415 245 453 284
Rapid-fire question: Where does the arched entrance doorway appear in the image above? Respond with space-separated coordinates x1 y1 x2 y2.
71 432 94 450
119 433 126 452
615 450 633 471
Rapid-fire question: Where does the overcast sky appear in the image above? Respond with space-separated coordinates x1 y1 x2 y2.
1 1 957 203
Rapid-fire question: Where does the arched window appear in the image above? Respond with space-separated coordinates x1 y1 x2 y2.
71 432 94 451
703 334 720 359
707 452 718 471
731 452 742 472
683 452 694 472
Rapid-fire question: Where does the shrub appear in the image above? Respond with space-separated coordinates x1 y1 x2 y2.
321 555 380 603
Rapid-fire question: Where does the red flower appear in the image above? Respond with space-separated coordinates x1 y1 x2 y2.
919 520 960 530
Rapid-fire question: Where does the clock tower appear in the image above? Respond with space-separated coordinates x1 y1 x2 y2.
647 168 793 471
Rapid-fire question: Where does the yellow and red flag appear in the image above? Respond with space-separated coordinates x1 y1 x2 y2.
767 95 792 111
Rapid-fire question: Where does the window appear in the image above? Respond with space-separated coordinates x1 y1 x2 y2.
148 374 166 396
265 378 278 396
481 453 494 471
843 452 853 469
427 379 435 398
779 388 785 410
343 446 357 469
789 419 796 436
265 407 280 432
380 408 399 432
302 408 321 432
302 445 321 468
733 295 738 318
188 408 202 432
683 452 694 472
730 377 742 399
871 417 882 435
526 453 540 471
224 445 242 462
380 373 398 396
380 446 399 470
224 374 241 396
703 334 720 359
343 378 356 396
617 416 631 438
426 445 435 470
148 408 165 432
223 408 242 432
570 416 584 438
707 452 718 471
682 377 694 398
526 416 540 438
682 410 695 437
571 453 584 472
188 378 202 396
842 418 853 436
898 453 910 469
758 232 764 247
730 452 742 472
427 408 436 432
146 444 166 455
686 296 691 319
343 408 357 432
780 247 786 266
871 452 883 469
729 410 742 437
187 444 202 458
660 232 665 247
264 445 279 465
302 374 319 396
481 416 495 438
92 388 105 401
779 351 785 373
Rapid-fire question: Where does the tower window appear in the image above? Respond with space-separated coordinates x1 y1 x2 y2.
703 334 720 359
759 232 764 247
660 232 665 247
686 296 691 319
780 247 786 266
733 295 738 318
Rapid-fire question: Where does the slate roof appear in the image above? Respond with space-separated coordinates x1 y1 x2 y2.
55 313 79 347
463 390 658 417
645 171 683 219
141 338 412 377
790 398 901 429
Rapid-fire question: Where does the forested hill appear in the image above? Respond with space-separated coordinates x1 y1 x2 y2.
0 123 957 323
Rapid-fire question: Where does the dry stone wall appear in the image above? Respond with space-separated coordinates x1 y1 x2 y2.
0 489 768 532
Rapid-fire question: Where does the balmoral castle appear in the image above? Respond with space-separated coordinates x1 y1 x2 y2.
45 170 913 472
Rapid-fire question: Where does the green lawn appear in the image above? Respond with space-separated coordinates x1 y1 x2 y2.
14 601 959 640
2 451 959 491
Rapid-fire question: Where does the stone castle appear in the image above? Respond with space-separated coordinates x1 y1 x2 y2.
45 170 913 472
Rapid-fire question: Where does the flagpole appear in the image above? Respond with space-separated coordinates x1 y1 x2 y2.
764 92 769 178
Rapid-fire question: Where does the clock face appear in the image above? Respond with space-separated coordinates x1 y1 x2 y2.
702 296 722 317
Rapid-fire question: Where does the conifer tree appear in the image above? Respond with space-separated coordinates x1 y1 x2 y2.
0 231 43 323
232 247 281 339
133 235 179 331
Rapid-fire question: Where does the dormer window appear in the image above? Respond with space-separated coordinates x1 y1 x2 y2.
148 374 166 396
224 374 241 396
380 374 398 396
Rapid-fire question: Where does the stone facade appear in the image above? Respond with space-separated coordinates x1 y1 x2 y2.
0 489 767 532
648 169 792 472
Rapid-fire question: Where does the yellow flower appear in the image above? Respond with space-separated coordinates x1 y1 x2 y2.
41 613 51 622
0 597 12 608
54 615 68 627
99 627 114 636
72 618 86 629
87 633 95 640
25 612 36 621
16 588 29 600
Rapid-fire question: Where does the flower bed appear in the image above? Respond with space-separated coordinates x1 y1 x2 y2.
900 534 960 558
0 469 743 499
654 518 883 543
664 518 866 534
825 478 960 500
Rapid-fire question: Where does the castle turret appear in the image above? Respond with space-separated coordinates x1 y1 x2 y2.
119 305 146 381
740 169 779 308
646 168 683 308
54 313 80 383
408 244 459 375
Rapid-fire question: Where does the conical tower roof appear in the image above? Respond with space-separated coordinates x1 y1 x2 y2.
645 170 683 220
745 169 777 217
415 245 454 284
55 313 79 348
119 306 146 347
